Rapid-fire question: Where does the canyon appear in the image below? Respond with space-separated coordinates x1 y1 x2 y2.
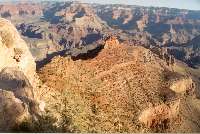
1 2 200 68
0 1 200 133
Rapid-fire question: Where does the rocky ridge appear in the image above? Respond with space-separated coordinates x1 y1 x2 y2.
38 36 200 132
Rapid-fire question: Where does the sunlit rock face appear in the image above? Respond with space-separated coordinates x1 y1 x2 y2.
0 18 42 131
0 18 36 84
139 100 180 129
170 77 195 93
104 36 120 49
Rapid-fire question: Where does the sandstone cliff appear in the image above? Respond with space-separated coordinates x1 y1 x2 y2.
0 18 41 131
0 18 36 83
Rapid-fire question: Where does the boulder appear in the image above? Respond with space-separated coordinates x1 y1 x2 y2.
139 100 180 128
170 77 195 94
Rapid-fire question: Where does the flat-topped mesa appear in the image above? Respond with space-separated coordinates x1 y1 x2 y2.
104 35 120 49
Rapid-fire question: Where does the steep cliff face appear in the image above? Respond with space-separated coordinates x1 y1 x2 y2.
11 2 109 62
0 18 36 83
97 5 200 45
0 18 41 131
44 2 106 48
0 68 37 131
96 5 200 67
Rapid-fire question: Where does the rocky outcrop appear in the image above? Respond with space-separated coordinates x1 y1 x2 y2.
0 18 36 83
38 37 199 132
139 100 180 129
170 77 195 94
0 18 41 131
0 67 38 131
104 35 120 49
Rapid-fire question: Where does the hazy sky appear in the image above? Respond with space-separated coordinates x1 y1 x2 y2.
0 0 200 10
76 0 200 10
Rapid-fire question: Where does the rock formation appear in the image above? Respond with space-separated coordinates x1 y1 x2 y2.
104 35 120 49
0 3 43 18
139 100 180 129
112 8 133 24
0 2 199 132
38 38 200 132
137 14 149 31
0 18 36 83
170 77 195 93
96 5 200 67
0 18 41 131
